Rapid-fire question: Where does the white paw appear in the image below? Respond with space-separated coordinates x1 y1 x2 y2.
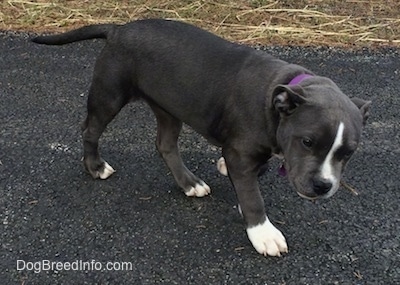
246 219 288 257
98 161 115 179
185 181 211 197
217 157 228 176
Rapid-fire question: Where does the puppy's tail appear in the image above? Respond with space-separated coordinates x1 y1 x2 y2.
31 24 115 45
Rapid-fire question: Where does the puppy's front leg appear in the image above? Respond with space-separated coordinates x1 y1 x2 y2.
224 151 288 257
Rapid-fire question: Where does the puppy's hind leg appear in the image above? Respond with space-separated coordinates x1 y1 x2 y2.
149 102 211 197
82 76 131 179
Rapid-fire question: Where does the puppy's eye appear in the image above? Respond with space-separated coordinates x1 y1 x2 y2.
302 137 313 149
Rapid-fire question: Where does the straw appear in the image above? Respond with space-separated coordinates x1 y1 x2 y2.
1 0 399 47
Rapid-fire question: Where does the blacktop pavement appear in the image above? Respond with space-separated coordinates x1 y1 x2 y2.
0 31 399 285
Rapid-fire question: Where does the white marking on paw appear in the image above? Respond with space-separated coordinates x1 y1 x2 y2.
185 181 211 197
319 122 344 195
99 161 115 179
247 218 288 257
217 157 228 176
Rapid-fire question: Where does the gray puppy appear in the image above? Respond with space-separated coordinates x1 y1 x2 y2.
32 19 370 256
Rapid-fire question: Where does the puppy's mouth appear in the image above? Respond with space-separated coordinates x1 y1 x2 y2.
296 191 318 201
278 162 334 201
278 163 315 200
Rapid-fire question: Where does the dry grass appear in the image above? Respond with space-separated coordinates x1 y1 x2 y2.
1 0 399 47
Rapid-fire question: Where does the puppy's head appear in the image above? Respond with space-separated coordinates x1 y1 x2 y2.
272 76 371 199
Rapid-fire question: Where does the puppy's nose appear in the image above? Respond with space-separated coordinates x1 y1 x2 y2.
312 178 332 195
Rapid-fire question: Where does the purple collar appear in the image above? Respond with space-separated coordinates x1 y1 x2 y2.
288 74 313 85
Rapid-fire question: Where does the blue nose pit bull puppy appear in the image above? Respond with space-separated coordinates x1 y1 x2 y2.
32 19 371 257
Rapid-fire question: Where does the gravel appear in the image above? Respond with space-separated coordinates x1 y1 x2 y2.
1 31 399 285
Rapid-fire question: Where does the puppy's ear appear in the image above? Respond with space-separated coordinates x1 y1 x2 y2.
272 85 307 116
351 97 372 125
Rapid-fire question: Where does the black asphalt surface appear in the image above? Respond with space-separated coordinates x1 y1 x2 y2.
1 31 399 285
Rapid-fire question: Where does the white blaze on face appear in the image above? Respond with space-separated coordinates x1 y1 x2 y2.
319 122 345 192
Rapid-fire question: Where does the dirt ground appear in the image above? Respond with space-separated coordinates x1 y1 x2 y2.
1 0 400 47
